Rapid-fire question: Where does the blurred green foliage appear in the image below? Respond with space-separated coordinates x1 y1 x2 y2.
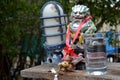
70 0 120 30
0 0 120 59
0 0 70 59
0 0 43 59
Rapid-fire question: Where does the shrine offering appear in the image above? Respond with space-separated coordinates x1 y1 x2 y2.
62 4 97 70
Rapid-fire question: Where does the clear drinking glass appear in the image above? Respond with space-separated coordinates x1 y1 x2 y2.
84 33 107 75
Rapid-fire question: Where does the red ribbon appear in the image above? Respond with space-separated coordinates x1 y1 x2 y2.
62 16 92 60
62 46 78 60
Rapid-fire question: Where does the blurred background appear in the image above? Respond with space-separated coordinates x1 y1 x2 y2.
0 0 120 80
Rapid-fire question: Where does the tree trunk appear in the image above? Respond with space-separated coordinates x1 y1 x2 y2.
0 44 11 80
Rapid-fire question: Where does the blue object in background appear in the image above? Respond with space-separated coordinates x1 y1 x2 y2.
95 32 118 56
106 38 118 56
